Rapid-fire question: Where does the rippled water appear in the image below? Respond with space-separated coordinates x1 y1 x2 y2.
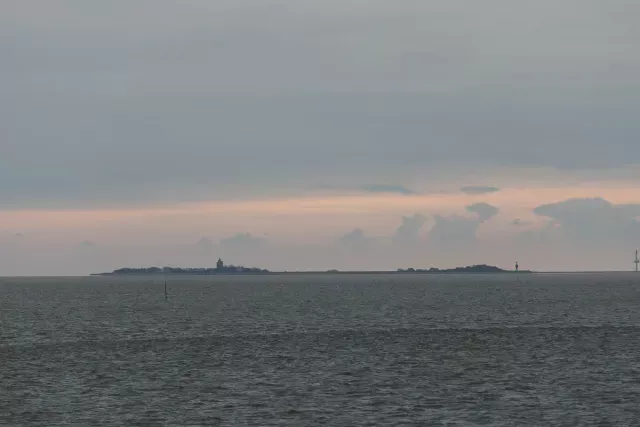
2 273 640 426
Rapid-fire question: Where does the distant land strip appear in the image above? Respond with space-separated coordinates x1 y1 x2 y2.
92 264 532 276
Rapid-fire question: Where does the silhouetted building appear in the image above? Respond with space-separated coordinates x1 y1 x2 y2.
217 258 224 270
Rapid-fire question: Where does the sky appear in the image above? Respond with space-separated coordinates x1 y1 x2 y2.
2 0 640 275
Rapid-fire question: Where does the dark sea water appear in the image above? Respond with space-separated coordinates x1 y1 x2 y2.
2 273 640 426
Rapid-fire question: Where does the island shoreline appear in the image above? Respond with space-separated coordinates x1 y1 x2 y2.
92 264 533 276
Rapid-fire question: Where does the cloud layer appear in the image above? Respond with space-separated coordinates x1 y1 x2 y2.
533 198 640 247
461 186 501 195
466 203 499 222
361 185 415 195
2 1 640 208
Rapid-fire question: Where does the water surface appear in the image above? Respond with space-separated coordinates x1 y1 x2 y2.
2 273 640 425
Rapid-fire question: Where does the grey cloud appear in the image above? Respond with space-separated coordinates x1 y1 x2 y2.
466 203 499 222
615 204 640 219
5 91 638 209
216 233 268 266
427 215 479 249
512 218 532 227
79 240 97 248
338 229 376 260
533 198 640 247
534 198 612 218
461 186 500 195
361 184 414 195
425 203 498 251
196 237 215 253
520 220 562 243
1 1 640 208
395 214 428 243
340 228 368 245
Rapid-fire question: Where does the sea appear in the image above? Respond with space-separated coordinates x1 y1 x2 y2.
2 273 640 426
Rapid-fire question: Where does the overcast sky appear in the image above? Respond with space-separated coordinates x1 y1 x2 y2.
2 0 640 274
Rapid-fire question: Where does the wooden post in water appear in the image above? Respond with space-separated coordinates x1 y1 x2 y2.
164 271 168 300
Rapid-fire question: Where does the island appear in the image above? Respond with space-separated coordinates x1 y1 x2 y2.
93 260 530 276
92 258 270 276
396 264 531 274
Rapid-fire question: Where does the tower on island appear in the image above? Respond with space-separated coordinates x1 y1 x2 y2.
635 250 639 272
217 258 224 271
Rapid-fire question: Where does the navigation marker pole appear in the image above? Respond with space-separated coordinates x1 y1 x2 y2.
635 250 639 273
164 270 168 300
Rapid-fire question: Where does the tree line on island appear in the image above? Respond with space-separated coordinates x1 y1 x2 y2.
396 264 529 273
93 259 269 276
